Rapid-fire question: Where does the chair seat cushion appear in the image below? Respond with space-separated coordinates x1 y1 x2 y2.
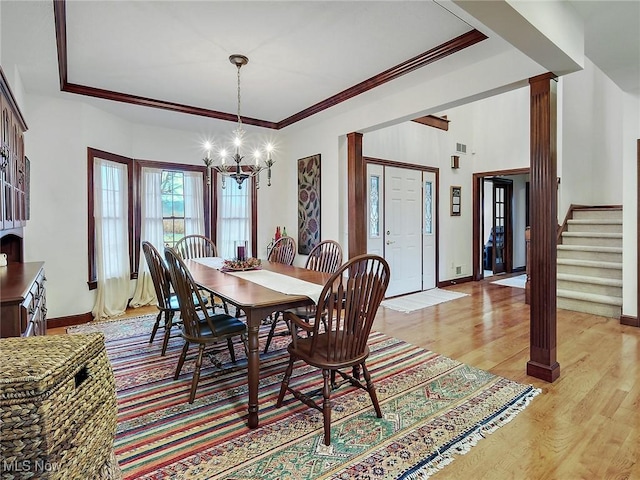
289 332 369 369
197 313 247 337
168 292 208 311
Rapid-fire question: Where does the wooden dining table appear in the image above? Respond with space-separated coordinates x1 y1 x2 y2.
185 259 331 428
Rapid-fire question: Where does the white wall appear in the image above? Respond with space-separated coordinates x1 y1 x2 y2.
622 93 639 317
559 58 625 213
6 26 637 320
20 92 288 318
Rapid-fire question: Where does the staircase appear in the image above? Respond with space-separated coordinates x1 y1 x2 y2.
557 207 623 318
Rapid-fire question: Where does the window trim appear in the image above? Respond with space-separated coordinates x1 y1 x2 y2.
87 148 134 290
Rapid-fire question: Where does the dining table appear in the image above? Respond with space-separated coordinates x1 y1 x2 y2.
185 258 332 428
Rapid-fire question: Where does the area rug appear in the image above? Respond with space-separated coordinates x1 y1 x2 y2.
68 315 539 479
381 288 469 313
491 274 527 289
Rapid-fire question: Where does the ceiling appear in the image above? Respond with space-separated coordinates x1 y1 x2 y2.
2 1 638 132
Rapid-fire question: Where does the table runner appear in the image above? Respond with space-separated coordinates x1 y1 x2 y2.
225 269 324 304
191 257 225 269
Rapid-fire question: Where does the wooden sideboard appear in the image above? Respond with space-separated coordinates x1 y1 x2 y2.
0 262 47 337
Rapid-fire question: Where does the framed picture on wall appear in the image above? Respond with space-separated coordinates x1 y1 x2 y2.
451 185 461 216
297 154 321 254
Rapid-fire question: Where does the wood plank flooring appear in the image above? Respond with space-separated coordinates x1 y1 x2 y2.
51 276 639 479
374 277 639 480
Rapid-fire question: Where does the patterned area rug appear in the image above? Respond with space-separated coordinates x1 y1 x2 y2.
381 288 469 313
68 315 539 479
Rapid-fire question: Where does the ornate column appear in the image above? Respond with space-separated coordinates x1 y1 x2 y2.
527 73 560 382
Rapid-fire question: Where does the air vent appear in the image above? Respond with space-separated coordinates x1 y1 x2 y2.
456 142 467 154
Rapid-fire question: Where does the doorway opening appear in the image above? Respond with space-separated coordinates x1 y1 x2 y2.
473 168 530 281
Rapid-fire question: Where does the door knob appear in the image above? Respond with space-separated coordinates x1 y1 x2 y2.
386 240 395 245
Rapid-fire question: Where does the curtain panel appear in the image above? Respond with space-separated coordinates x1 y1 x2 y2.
92 158 131 320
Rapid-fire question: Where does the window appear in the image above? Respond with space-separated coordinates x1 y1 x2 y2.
87 149 133 289
369 174 380 238
161 171 185 247
217 176 252 259
424 180 433 234
88 149 256 289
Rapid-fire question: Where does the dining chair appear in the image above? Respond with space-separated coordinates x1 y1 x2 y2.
142 241 192 356
276 254 390 446
267 236 296 265
175 234 229 314
263 240 343 353
175 234 218 260
262 236 297 353
164 247 248 404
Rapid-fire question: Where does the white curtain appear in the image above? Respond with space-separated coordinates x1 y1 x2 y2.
92 158 131 320
218 177 252 259
184 171 205 236
131 167 164 307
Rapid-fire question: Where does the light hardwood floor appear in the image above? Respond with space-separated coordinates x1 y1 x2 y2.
374 278 639 480
50 276 639 479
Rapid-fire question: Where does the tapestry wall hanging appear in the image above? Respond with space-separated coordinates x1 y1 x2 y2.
297 154 321 254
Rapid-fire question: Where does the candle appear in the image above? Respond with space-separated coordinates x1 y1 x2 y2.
237 245 246 261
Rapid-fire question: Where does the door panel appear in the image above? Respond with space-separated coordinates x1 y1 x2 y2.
384 167 422 297
492 180 513 274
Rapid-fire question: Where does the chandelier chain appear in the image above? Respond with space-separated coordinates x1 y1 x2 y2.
236 63 243 132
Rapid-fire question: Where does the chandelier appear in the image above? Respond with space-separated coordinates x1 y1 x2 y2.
203 54 275 189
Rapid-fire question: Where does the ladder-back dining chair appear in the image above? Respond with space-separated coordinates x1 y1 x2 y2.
276 254 390 446
263 240 343 353
164 247 247 404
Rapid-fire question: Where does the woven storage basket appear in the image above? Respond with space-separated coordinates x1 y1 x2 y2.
0 333 119 480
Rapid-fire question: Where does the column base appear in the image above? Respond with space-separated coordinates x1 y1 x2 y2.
527 360 560 382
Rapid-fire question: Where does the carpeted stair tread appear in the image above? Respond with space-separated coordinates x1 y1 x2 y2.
567 219 622 225
561 232 622 238
556 258 622 270
556 273 623 287
556 245 622 253
557 288 623 306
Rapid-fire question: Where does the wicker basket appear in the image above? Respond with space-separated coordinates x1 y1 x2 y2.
0 333 120 480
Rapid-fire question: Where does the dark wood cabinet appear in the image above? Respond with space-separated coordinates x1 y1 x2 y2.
0 262 47 337
1 67 28 235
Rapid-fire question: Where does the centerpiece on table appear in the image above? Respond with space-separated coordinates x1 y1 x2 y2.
222 257 262 272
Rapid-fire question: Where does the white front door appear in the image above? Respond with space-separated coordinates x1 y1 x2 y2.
384 166 423 297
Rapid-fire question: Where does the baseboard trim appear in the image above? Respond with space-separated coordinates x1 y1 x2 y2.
47 312 93 329
620 314 639 327
438 276 473 288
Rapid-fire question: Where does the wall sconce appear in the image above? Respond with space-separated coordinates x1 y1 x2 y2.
451 155 460 169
